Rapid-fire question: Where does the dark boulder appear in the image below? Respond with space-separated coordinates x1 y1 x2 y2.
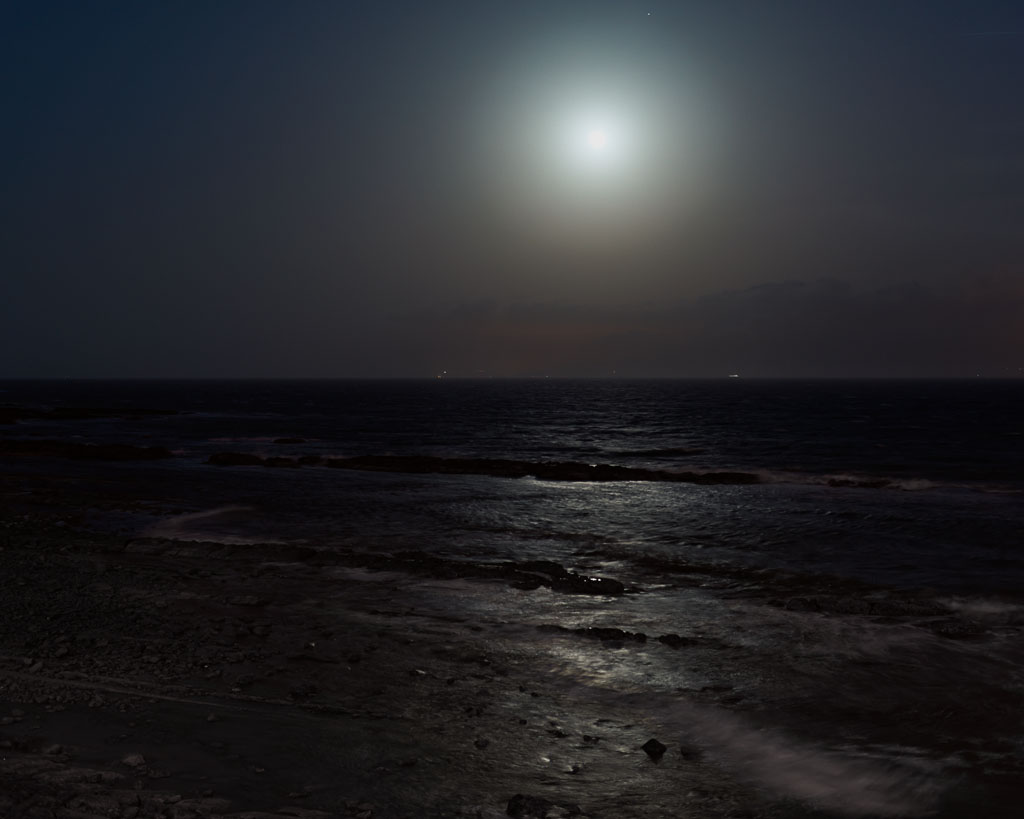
657 633 695 649
642 738 668 760
264 456 300 468
550 574 625 595
581 627 646 643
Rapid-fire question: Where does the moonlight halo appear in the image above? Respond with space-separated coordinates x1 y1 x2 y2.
471 31 708 254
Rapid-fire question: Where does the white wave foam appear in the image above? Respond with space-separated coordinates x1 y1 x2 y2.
525 647 944 817
144 505 282 544
943 597 1024 621
665 702 942 816
645 695 940 815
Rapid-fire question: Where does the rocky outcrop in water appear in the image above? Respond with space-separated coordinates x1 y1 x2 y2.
356 551 630 596
204 451 761 485
326 454 761 484
206 452 265 466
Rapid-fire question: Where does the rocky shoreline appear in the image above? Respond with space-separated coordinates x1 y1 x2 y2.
0 464 789 819
3 401 1020 818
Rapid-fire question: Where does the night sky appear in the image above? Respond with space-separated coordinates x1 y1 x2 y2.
4 1 1022 378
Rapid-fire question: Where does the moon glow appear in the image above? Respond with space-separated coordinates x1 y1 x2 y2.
586 128 608 151
473 37 707 252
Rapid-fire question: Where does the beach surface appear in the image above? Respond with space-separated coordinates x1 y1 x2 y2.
3 380 1023 818
0 466 801 819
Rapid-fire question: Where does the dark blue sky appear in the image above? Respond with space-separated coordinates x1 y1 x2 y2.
3 1 1022 377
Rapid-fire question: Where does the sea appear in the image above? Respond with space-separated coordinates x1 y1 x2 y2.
2 378 1023 816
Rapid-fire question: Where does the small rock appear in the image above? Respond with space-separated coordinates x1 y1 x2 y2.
122 752 147 768
680 744 703 761
42 743 63 755
641 738 667 759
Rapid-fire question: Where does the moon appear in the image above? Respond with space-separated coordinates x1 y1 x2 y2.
586 128 608 151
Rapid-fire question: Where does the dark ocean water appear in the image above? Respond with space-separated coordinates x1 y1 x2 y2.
3 378 1024 816
4 378 1022 589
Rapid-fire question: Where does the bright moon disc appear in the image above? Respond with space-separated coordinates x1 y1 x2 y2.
586 129 608 150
